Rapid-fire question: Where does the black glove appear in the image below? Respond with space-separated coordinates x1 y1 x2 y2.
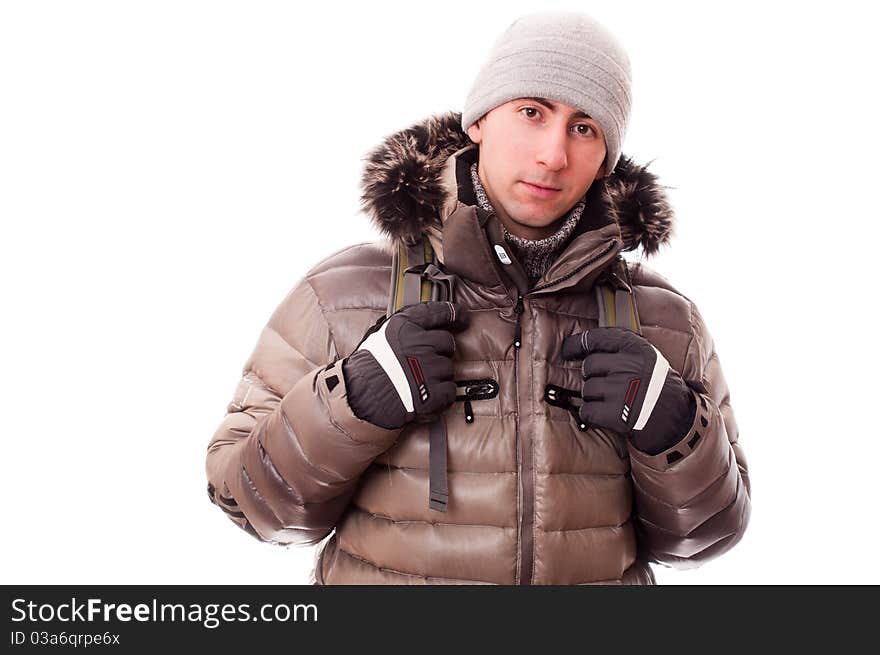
342 301 469 430
561 327 696 455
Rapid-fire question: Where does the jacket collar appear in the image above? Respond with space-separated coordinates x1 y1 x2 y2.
359 111 675 293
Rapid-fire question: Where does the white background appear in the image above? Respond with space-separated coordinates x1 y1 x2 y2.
2 0 877 585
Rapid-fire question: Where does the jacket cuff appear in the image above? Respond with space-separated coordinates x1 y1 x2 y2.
311 359 403 451
626 389 713 473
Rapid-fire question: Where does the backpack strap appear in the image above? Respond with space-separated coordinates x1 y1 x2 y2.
428 419 449 512
388 235 452 512
596 256 641 334
388 238 437 315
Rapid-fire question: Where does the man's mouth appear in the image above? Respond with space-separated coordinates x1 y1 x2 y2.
522 181 561 197
525 181 560 190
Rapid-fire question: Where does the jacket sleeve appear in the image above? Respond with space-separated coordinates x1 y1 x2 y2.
205 276 401 546
627 299 751 569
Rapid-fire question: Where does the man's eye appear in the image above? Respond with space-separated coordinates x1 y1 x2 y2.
574 124 595 136
520 107 540 119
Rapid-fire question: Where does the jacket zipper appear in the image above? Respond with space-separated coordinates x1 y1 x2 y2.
512 294 525 583
487 216 618 585
513 294 535 585
513 294 524 349
511 243 618 585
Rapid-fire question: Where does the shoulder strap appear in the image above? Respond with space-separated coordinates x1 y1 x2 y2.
596 256 642 334
388 235 451 513
388 238 437 315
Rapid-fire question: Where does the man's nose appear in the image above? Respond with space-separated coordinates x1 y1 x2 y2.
535 128 568 171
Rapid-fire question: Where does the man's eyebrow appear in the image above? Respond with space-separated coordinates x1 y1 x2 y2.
524 97 593 121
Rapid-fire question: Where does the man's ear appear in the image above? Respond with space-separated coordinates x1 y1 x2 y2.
466 121 482 144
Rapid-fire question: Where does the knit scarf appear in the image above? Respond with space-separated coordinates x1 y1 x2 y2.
470 162 585 286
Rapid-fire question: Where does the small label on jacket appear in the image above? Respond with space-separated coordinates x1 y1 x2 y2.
494 245 512 265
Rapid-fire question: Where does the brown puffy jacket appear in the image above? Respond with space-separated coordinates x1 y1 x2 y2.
205 112 751 585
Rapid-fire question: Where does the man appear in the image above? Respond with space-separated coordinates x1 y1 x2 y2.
205 11 750 584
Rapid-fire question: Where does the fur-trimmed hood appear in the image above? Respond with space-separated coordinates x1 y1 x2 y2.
359 111 675 256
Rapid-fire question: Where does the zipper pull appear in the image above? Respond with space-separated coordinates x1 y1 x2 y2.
464 400 474 424
570 407 588 432
545 384 588 431
513 295 524 349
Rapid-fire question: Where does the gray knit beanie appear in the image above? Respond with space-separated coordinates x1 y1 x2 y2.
461 12 632 174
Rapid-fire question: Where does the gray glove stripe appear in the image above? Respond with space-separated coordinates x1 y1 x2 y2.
358 320 414 413
632 345 670 431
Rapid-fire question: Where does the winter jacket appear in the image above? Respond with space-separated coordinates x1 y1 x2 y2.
205 112 751 585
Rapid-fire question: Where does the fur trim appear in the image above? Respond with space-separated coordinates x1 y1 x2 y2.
602 155 675 256
360 111 674 255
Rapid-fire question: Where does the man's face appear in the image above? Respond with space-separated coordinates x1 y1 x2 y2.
466 97 607 240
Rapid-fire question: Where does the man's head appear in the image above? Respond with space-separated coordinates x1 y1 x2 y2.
461 12 632 238
466 97 607 239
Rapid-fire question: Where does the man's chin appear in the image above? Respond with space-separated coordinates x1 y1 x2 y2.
506 217 568 239
511 213 566 230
